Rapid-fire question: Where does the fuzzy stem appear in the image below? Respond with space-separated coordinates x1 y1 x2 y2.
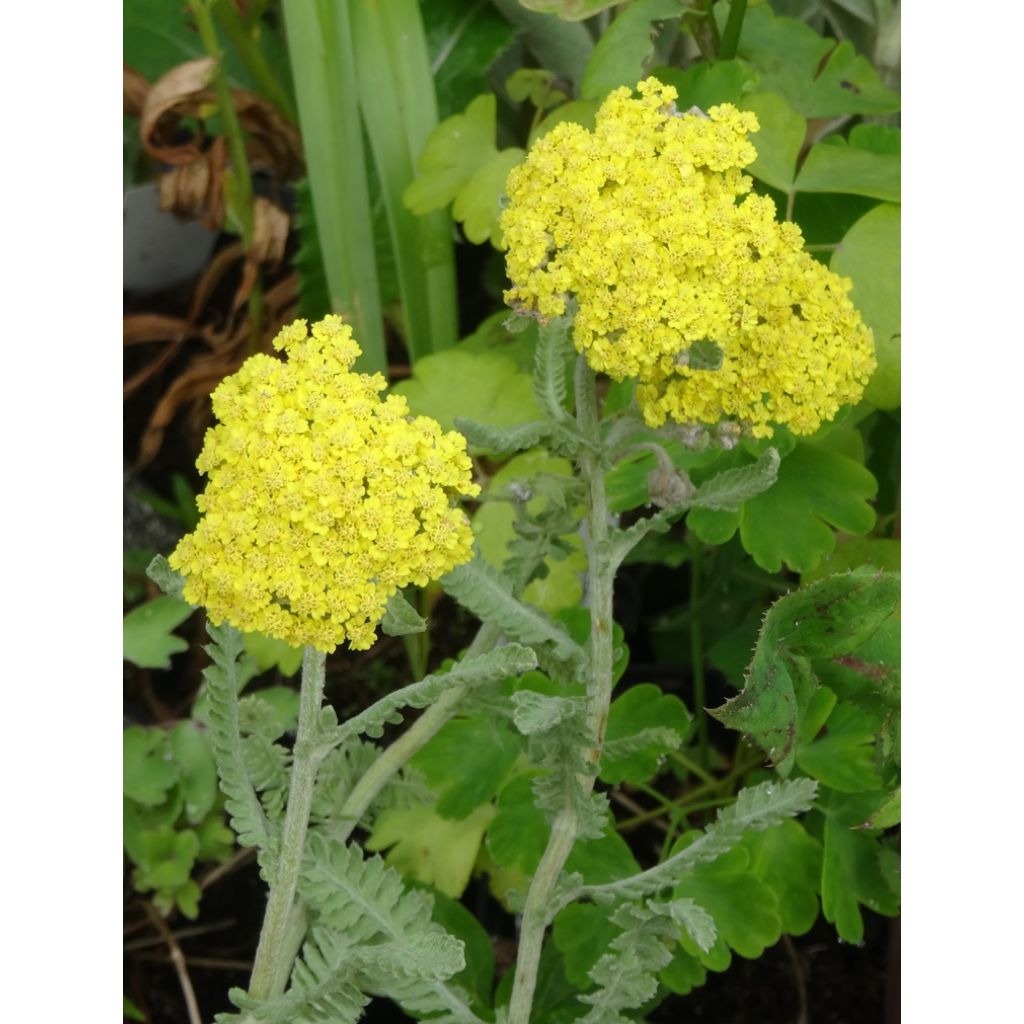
507 356 614 1024
246 646 326 1003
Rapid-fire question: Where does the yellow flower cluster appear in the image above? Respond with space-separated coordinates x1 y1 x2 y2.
169 316 479 652
501 78 875 437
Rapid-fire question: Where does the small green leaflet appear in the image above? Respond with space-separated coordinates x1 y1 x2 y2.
124 595 194 669
381 591 427 637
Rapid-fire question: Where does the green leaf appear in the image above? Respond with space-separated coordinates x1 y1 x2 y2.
600 684 691 785
552 903 621 988
819 790 899 942
863 786 900 829
124 596 194 669
419 884 496 1010
404 93 497 212
424 0 519 119
531 99 601 144
146 554 186 600
798 702 883 793
659 946 707 995
123 995 146 1022
393 348 541 436
729 4 899 117
652 59 758 110
366 801 494 899
455 418 551 456
131 826 200 892
740 92 806 193
692 442 877 573
832 203 901 410
248 686 301 734
381 590 428 637
801 536 900 586
795 138 900 201
242 631 303 677
170 722 218 824
411 715 522 819
123 727 179 807
507 68 569 108
453 146 526 245
690 448 780 512
491 0 594 90
673 843 782 962
711 569 899 765
740 819 822 936
580 0 683 101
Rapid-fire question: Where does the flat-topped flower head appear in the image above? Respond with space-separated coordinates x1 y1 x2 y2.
169 315 479 652
501 77 876 438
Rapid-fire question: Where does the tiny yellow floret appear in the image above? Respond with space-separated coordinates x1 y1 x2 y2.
169 316 479 652
500 78 876 437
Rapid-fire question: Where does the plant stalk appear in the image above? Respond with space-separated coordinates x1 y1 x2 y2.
246 646 326 1002
718 0 748 61
507 357 614 1024
690 544 710 772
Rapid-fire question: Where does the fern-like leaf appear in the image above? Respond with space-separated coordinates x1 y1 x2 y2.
442 558 584 674
202 622 279 875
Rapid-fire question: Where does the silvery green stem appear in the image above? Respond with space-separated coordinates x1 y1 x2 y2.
246 646 326 1004
507 356 615 1024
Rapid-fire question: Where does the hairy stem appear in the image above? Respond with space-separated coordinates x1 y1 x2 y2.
507 357 614 1024
247 646 326 1002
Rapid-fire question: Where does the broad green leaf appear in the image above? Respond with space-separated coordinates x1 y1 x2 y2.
380 590 427 637
423 1 518 119
740 92 806 193
659 946 707 994
411 715 522 819
170 722 218 824
518 0 620 18
600 684 692 785
507 68 569 108
123 726 179 807
393 348 540 435
552 903 620 988
123 596 194 669
580 0 683 100
692 442 877 573
728 4 899 117
711 569 899 765
740 819 822 936
531 99 600 143
652 60 757 111
242 630 303 677
795 138 900 201
797 702 883 793
690 448 780 512
849 123 901 156
486 774 640 881
131 826 200 892
194 811 235 861
453 146 526 245
248 686 301 734
673 842 782 963
832 204 901 409
863 786 900 829
404 94 499 213
172 878 202 919
819 790 899 942
366 801 493 898
123 995 145 1022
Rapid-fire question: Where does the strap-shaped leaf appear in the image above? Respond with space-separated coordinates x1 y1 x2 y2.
442 557 585 671
533 316 573 422
689 447 780 512
511 691 586 736
146 553 187 601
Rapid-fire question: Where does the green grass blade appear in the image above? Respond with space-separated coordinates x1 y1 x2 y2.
352 0 458 361
281 0 387 374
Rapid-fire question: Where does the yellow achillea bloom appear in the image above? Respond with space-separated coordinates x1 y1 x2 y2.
501 78 876 438
169 316 479 652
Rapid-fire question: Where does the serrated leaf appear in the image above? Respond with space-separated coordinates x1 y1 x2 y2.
366 801 494 899
600 684 691 785
454 417 551 455
832 203 901 409
170 722 218 824
381 590 428 637
146 554 186 600
552 903 621 988
124 727 179 807
659 945 707 995
740 92 806 193
819 789 899 942
862 786 900 829
711 569 899 766
411 715 522 819
124 595 193 669
581 0 683 101
242 631 303 677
